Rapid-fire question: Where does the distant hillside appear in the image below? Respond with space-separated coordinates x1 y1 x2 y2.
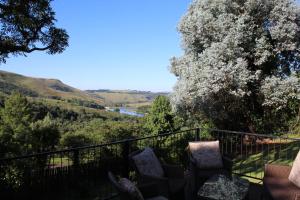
0 70 169 109
86 89 169 107
0 70 104 107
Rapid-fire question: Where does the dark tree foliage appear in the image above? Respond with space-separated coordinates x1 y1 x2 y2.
145 96 183 135
0 81 38 97
67 98 105 110
0 0 69 63
31 102 79 121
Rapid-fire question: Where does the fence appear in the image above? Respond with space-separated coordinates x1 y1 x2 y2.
0 128 299 200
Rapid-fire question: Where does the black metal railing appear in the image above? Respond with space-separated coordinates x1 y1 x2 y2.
0 128 299 200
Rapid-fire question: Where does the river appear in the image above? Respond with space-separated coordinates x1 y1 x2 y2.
118 107 144 117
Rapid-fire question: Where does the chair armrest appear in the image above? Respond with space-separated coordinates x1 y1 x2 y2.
190 155 197 164
138 182 160 198
264 164 292 178
295 192 300 200
222 156 233 172
188 154 198 168
188 158 198 179
162 164 184 179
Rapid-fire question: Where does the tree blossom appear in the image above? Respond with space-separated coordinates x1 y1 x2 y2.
170 0 300 132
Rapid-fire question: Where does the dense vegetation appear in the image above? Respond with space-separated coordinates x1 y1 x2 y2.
0 81 39 97
0 92 183 196
0 92 146 159
145 95 183 134
170 0 300 134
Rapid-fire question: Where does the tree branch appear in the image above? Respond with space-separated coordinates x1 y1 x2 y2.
25 46 51 53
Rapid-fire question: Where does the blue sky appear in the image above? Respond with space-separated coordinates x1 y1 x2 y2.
1 0 191 92
2 0 300 92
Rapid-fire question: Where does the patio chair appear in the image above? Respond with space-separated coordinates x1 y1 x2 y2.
263 151 300 200
108 171 168 200
187 140 233 189
128 147 186 200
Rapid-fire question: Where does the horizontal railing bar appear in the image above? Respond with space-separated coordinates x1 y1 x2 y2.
1 127 299 162
0 128 198 162
209 128 300 141
233 172 263 181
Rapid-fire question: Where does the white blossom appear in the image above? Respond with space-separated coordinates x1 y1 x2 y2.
170 0 300 119
261 74 300 109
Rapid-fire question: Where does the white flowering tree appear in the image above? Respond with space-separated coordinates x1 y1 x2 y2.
170 0 300 133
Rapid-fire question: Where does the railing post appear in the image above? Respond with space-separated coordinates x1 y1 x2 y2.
122 140 130 178
195 128 200 141
73 149 79 168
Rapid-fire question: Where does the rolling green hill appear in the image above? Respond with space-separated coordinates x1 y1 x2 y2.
0 70 100 100
0 70 105 110
86 89 169 107
0 70 168 109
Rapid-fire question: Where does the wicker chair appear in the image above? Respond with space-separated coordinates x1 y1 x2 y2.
128 148 186 200
187 141 233 189
108 171 168 200
263 164 300 200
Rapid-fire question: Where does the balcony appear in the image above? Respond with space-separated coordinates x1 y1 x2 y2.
0 128 299 200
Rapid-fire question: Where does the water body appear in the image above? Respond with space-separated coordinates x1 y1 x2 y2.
119 107 144 117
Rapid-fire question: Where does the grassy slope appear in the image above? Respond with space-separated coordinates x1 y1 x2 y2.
0 70 167 108
233 140 300 183
0 70 103 104
87 90 168 107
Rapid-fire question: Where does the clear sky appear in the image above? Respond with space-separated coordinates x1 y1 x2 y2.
2 1 300 92
0 0 192 92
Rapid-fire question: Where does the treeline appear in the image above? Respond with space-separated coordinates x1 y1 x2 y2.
0 81 38 97
66 98 105 110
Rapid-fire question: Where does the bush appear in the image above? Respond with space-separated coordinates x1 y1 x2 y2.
60 132 93 149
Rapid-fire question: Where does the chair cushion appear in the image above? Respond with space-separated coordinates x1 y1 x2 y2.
146 196 168 200
189 141 223 169
289 151 300 188
119 178 144 200
132 147 164 178
264 177 300 200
